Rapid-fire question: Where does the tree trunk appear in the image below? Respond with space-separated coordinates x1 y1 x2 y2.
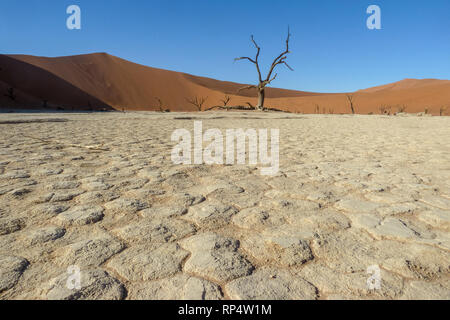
257 88 265 110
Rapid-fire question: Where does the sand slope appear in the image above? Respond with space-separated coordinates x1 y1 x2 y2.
0 55 112 111
1 53 449 114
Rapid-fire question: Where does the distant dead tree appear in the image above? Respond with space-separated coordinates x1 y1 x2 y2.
235 27 293 110
314 104 320 114
328 108 334 114
397 104 407 113
155 97 166 112
379 104 392 115
4 87 16 101
204 95 233 112
346 94 355 114
186 96 208 111
220 95 231 110
439 106 447 116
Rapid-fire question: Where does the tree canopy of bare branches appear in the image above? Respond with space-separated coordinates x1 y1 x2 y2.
186 96 208 111
201 95 232 111
235 27 293 110
220 95 231 107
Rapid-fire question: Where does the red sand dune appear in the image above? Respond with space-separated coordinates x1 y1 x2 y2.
1 53 449 115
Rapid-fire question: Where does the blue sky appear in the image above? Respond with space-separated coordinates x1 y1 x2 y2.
0 0 449 92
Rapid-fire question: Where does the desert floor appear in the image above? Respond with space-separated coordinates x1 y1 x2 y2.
0 111 449 300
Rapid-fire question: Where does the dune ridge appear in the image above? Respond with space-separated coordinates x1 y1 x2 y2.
1 53 449 115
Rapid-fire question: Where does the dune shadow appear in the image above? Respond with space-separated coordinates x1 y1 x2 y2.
0 55 114 111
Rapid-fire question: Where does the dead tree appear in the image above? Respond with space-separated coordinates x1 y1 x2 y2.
397 104 407 113
380 104 392 115
346 94 355 114
155 97 165 112
204 95 232 112
314 104 320 114
440 106 447 116
246 102 255 109
186 96 208 111
4 87 16 101
220 95 231 110
235 27 293 110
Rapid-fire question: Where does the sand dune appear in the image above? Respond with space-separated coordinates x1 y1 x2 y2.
1 53 449 114
0 55 112 111
357 78 450 93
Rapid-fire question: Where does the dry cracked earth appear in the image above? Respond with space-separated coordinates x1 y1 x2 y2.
0 111 449 300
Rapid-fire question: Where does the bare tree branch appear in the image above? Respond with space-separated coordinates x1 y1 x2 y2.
220 95 231 107
238 85 257 92
283 61 294 71
262 73 278 86
186 96 208 111
251 35 263 82
234 56 256 64
234 34 264 83
204 105 223 111
266 26 293 81
246 102 256 109
346 94 355 114
234 27 294 110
